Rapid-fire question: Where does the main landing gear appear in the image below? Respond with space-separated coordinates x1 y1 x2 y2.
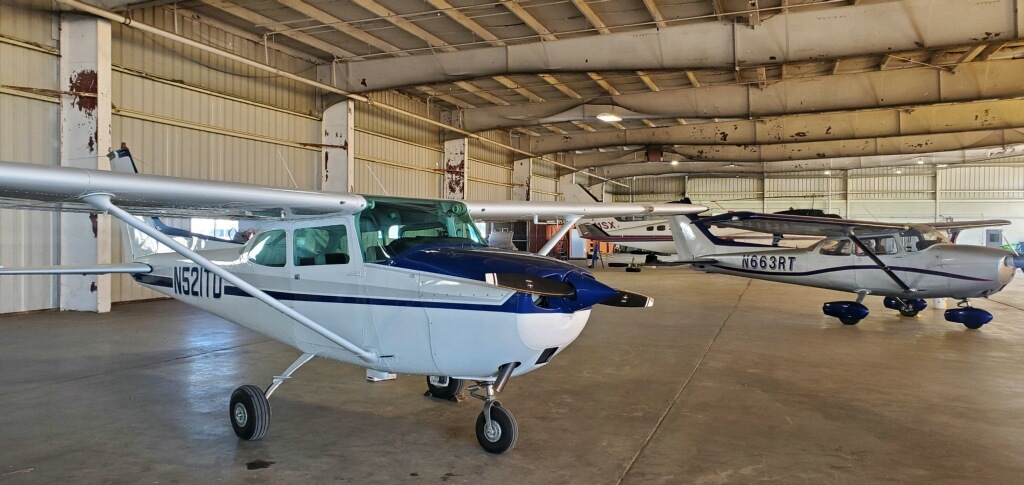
427 363 520 454
229 352 314 442
822 291 870 325
943 299 993 330
883 296 928 317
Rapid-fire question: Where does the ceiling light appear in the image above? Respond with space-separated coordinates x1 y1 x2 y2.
895 169 903 174
823 170 831 175
725 163 737 168
596 113 622 122
936 164 948 168
916 159 924 164
670 160 679 166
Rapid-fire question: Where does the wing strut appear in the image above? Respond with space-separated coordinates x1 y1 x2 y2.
538 215 581 256
848 234 913 293
81 193 379 364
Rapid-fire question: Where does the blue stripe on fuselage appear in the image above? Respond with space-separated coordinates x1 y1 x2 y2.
132 274 566 314
708 264 991 281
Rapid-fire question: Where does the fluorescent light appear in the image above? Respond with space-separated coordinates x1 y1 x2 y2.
936 164 948 168
596 112 622 122
823 170 831 175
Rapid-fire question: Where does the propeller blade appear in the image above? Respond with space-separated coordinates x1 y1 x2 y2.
484 273 576 297
600 290 654 308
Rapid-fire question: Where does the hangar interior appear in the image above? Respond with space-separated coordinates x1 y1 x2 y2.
1 0 1024 482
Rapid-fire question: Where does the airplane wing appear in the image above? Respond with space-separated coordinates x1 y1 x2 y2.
464 200 708 221
699 212 912 237
0 160 368 219
928 220 1011 230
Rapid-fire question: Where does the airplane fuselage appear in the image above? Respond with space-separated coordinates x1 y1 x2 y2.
693 242 1017 299
133 246 590 381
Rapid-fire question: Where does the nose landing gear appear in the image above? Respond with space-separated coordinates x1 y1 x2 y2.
468 362 519 454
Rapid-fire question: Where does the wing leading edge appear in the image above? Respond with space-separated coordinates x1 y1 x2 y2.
0 159 368 220
699 212 1010 237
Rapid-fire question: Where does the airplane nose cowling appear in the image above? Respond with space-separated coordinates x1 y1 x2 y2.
385 245 618 312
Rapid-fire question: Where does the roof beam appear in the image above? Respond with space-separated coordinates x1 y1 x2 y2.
642 0 667 29
426 0 505 46
501 0 557 41
454 81 510 105
570 0 611 34
525 98 1024 155
275 0 407 56
492 75 545 103
333 0 1018 92
456 60 1024 132
351 0 456 52
200 0 356 59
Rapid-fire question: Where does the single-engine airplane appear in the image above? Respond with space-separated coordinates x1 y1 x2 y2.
578 207 835 259
0 149 706 454
666 212 1024 329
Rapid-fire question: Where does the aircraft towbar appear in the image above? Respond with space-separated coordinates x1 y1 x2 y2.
81 193 379 364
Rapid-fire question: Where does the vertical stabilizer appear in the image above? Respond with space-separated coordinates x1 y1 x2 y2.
107 148 159 260
666 214 758 260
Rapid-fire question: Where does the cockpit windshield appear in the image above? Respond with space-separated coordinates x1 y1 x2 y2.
356 196 486 262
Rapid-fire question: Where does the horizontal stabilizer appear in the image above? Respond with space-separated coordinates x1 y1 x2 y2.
600 290 654 308
484 273 576 297
674 259 718 264
0 263 152 275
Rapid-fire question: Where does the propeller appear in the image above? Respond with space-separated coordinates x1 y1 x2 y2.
484 273 576 297
600 290 654 308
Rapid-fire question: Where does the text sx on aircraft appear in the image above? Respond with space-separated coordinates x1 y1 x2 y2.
665 211 1024 329
0 149 705 454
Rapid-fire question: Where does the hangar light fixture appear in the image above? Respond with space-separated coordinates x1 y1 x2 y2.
823 170 831 175
596 112 622 122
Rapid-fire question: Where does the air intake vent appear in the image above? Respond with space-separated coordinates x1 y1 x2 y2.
535 347 558 365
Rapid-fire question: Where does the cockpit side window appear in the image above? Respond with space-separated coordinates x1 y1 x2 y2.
819 238 852 256
357 197 486 261
294 224 350 266
247 230 287 267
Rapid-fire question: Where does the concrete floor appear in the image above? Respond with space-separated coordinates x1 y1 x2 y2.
1 267 1023 483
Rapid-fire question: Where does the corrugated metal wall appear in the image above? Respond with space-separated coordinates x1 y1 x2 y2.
108 7 321 303
0 2 60 313
354 91 440 197
468 130 513 201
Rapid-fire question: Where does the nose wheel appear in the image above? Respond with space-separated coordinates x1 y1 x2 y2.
467 362 519 454
229 352 314 441
475 401 518 454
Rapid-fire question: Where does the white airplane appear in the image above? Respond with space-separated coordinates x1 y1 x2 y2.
0 149 707 454
578 207 833 259
666 212 1024 329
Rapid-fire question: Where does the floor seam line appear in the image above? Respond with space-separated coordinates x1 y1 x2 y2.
0 338 272 397
615 280 751 485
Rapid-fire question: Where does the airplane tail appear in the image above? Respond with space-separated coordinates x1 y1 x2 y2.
666 214 757 261
107 148 242 260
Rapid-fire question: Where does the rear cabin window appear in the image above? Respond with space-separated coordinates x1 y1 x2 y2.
294 224 350 266
248 230 287 267
854 236 899 256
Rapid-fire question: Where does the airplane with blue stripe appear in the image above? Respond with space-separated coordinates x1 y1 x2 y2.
666 211 1024 329
0 148 706 454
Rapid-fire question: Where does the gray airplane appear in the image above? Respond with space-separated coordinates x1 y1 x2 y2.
666 212 1024 329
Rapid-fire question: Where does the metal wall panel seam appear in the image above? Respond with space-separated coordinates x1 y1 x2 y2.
354 127 442 153
356 155 441 174
0 33 59 55
112 109 318 151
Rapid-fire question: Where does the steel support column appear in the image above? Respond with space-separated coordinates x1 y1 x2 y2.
322 101 354 194
441 111 467 200
59 14 111 313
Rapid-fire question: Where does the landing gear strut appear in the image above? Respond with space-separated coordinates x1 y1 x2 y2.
468 363 519 454
229 352 314 441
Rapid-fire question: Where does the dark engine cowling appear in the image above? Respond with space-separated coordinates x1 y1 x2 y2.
822 301 869 325
944 307 993 330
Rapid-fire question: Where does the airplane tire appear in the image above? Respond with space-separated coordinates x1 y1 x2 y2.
426 376 464 400
476 403 518 454
230 385 271 441
899 308 920 317
839 317 860 325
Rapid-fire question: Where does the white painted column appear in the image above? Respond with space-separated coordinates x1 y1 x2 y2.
322 101 354 193
59 14 112 312
512 159 533 201
441 111 467 200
